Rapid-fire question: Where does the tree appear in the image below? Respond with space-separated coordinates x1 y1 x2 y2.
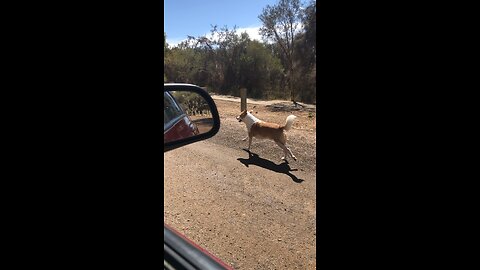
163 1 315 103
259 0 303 103
302 1 316 61
292 0 316 102
164 32 168 82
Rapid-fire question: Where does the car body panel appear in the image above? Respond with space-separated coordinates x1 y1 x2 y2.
164 114 199 143
164 91 199 143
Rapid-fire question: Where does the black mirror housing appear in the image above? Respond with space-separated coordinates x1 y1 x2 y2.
164 84 220 152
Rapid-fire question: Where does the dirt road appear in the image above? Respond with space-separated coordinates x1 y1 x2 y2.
164 98 317 269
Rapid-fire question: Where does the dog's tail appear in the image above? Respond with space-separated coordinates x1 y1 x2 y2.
283 115 297 131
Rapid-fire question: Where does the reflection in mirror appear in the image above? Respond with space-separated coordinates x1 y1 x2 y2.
164 90 214 144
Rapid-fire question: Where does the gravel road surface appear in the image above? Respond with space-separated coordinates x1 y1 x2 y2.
164 98 317 269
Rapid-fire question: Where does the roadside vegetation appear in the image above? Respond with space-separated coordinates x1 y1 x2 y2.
164 0 316 104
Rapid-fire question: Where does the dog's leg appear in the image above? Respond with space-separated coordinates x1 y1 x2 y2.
275 141 289 160
247 135 253 151
286 146 297 161
278 133 297 161
276 142 297 161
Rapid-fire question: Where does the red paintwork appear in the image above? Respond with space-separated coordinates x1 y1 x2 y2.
164 223 233 270
164 116 199 144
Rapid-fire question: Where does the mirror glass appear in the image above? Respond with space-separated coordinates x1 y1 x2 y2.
164 90 214 144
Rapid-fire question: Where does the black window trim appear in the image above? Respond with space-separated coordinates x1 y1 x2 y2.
164 225 229 270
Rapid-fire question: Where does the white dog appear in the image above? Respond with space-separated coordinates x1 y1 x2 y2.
236 110 297 161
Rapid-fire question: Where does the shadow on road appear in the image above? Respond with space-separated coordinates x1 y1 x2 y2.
237 149 304 183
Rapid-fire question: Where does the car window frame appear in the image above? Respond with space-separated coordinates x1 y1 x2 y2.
164 224 231 270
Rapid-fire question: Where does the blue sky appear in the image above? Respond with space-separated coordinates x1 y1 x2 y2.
165 0 279 46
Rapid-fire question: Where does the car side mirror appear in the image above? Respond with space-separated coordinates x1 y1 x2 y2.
164 84 220 152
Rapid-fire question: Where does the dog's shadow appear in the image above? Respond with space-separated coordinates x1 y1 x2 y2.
237 149 304 183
